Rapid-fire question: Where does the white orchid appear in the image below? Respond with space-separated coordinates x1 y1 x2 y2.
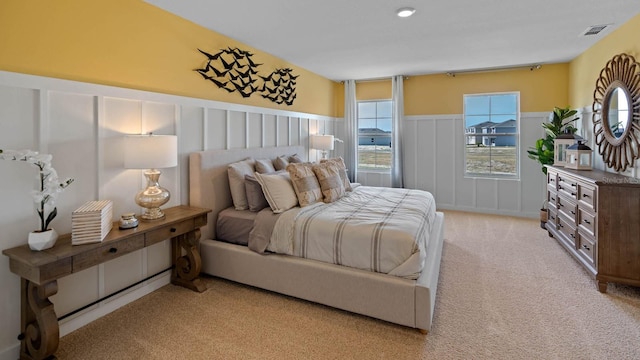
0 149 74 232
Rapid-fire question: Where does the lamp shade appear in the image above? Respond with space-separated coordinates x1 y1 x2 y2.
310 135 335 151
124 135 177 169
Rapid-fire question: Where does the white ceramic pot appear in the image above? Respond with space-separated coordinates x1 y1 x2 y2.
28 229 58 251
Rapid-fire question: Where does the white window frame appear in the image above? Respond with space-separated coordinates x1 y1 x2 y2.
357 99 393 173
463 92 520 179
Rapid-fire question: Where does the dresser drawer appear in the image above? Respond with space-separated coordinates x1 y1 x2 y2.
547 190 558 207
146 219 195 246
578 184 596 211
547 170 558 190
558 213 577 247
578 207 595 236
557 195 577 220
558 179 578 200
547 202 558 230
73 234 145 272
577 230 596 268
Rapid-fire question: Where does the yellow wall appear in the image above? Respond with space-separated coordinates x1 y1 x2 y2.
333 64 569 117
569 13 640 109
0 0 337 117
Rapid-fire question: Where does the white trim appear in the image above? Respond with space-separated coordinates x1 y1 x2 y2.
0 70 335 122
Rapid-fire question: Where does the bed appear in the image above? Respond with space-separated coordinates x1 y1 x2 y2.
189 145 445 333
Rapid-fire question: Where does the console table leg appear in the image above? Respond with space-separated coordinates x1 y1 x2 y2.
171 229 206 292
21 279 59 360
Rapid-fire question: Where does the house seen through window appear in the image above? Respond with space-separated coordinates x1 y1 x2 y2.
464 93 519 177
358 100 392 171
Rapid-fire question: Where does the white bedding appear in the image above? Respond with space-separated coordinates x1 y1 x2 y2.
267 186 436 279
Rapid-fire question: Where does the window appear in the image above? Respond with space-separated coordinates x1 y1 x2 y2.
357 100 392 171
464 93 519 177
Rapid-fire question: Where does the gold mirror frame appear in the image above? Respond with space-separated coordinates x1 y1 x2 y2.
592 53 640 172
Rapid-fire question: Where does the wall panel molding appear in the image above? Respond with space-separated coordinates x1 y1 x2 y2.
0 70 338 358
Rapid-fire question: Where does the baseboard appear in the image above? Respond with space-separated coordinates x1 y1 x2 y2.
59 271 171 336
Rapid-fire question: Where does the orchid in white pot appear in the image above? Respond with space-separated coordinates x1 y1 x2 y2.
0 149 74 250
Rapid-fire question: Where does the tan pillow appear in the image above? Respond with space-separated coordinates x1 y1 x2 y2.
274 155 289 171
227 158 255 210
255 158 276 173
320 157 352 191
312 162 345 203
286 163 322 207
254 171 298 213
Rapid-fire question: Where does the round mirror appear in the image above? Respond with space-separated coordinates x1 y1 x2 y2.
592 54 640 172
603 84 631 144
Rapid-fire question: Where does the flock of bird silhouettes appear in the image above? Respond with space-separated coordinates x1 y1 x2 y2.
196 47 299 106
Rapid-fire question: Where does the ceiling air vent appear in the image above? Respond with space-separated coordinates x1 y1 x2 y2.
582 24 609 36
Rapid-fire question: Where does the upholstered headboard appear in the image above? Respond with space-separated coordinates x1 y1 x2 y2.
189 146 306 240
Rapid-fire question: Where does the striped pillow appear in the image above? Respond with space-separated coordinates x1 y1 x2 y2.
312 162 345 203
286 162 322 207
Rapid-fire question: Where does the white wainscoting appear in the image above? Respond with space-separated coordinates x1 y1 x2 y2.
0 70 335 359
351 112 549 218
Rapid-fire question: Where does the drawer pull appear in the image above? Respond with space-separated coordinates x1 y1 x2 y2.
109 247 117 253
551 197 556 201
550 215 555 220
170 227 177 233
570 233 575 238
570 210 576 215
559 203 564 207
571 183 577 187
583 194 590 198
582 244 591 251
583 219 591 224
559 223 564 228
571 192 576 196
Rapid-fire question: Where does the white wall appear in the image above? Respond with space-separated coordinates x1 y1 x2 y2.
350 112 550 218
0 70 335 360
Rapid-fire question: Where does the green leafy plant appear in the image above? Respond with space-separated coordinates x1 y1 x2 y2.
527 106 579 175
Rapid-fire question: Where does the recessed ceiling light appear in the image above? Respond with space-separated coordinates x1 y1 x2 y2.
396 7 416 18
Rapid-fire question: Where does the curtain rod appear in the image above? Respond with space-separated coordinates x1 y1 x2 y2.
340 76 410 84
446 64 542 77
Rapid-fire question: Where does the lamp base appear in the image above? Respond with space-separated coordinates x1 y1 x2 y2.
135 169 170 221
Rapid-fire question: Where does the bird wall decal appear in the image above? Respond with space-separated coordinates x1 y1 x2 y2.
195 46 299 106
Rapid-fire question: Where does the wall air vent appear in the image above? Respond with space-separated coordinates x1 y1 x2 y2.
582 24 609 36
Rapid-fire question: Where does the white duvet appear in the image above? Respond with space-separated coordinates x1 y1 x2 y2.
267 186 436 279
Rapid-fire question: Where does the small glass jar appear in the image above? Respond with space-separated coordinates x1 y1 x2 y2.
119 213 139 229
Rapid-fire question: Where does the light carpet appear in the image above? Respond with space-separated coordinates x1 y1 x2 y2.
57 211 640 359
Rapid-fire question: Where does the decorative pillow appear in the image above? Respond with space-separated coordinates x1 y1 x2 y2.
255 158 276 173
274 155 289 171
254 171 299 213
312 162 346 203
286 162 322 207
288 154 303 163
244 175 269 212
227 158 255 210
320 157 352 191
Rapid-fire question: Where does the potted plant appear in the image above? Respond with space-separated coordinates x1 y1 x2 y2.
527 106 579 228
0 149 74 250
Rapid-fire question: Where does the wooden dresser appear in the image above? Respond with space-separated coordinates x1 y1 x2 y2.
545 166 640 292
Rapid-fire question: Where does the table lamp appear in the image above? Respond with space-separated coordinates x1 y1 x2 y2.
124 134 178 220
310 134 334 159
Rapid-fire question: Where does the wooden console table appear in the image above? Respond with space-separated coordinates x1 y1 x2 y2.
2 205 211 360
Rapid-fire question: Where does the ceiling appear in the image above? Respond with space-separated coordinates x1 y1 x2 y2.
146 0 640 81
